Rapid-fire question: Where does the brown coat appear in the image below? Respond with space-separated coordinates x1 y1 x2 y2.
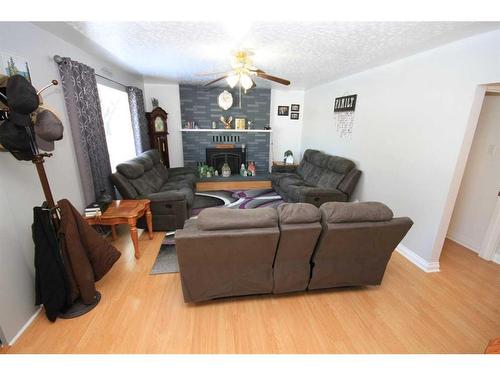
58 199 121 304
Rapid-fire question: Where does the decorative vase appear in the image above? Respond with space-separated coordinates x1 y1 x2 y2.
222 162 231 177
247 161 256 176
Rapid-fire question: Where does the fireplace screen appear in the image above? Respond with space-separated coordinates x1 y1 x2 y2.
206 147 246 175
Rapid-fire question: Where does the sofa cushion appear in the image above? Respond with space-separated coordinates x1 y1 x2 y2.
116 161 144 179
134 154 154 172
320 201 393 223
270 172 298 185
316 170 345 189
143 149 161 164
143 167 165 191
277 203 320 224
198 207 278 231
129 177 157 195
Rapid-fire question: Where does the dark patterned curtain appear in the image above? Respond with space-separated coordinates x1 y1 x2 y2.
56 57 116 204
126 86 150 154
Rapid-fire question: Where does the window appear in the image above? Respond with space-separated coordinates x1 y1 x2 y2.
97 83 136 171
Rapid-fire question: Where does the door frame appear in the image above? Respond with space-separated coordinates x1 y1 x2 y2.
479 194 500 262
431 83 500 262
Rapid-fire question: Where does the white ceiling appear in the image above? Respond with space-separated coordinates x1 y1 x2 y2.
60 22 500 89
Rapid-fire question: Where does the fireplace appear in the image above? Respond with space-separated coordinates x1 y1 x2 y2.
206 147 246 175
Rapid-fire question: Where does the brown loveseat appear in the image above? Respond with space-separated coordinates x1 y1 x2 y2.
111 150 197 231
175 202 413 303
271 149 361 207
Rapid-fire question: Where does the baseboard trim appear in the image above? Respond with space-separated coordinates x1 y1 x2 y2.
8 307 42 346
494 252 500 265
396 244 440 273
446 232 479 253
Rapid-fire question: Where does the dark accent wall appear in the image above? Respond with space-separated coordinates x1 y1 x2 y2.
179 85 271 129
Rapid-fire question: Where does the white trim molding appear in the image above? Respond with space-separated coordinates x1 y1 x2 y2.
396 244 440 273
8 307 42 346
479 195 500 261
494 252 500 265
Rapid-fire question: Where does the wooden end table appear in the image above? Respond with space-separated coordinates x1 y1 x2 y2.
84 199 153 259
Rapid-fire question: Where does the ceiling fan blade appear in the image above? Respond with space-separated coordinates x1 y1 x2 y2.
205 75 229 86
250 78 257 89
256 71 290 85
195 71 232 76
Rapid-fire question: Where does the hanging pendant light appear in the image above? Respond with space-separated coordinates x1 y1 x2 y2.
240 74 253 91
226 74 239 88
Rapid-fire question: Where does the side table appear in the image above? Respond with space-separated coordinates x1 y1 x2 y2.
84 199 153 259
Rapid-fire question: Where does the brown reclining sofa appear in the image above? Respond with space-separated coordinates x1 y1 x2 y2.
175 201 413 303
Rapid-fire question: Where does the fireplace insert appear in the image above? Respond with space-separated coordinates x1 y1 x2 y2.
206 147 246 175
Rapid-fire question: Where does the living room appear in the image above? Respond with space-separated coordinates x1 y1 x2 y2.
1 0 499 371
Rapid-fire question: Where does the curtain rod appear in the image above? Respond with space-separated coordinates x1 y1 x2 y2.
53 55 129 89
94 73 128 89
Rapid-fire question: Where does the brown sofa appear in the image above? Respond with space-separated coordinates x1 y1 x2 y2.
111 150 196 231
308 202 414 290
175 202 413 303
271 149 361 207
175 208 280 303
273 203 322 294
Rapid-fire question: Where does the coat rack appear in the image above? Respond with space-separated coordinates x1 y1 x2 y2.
2 78 101 319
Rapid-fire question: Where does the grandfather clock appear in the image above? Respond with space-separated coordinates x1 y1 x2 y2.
146 107 170 167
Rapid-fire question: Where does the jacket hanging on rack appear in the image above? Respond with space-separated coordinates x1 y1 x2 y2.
33 206 71 322
58 199 121 304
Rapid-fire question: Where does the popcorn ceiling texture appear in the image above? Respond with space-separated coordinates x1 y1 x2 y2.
69 22 500 89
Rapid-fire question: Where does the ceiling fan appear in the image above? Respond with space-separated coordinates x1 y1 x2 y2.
200 50 291 91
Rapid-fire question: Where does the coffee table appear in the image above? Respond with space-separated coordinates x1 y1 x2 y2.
84 199 153 259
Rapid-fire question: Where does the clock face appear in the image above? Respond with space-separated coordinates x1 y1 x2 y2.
218 90 233 110
154 116 165 132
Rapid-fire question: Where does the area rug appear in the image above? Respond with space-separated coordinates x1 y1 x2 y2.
191 188 283 215
151 189 283 275
150 235 178 274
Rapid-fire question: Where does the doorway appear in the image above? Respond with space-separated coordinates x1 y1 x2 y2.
446 86 500 263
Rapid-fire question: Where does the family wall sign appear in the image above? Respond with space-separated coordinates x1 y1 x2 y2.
334 94 357 112
333 94 357 138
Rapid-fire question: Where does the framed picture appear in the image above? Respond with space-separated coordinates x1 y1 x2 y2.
290 112 299 120
0 52 32 82
291 104 300 112
277 106 289 116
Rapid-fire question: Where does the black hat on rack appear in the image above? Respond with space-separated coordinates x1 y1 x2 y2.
0 119 35 161
6 75 39 128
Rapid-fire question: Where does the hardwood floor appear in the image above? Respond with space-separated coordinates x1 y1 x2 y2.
3 227 499 354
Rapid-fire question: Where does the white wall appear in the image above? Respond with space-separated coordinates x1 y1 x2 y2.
301 30 500 265
0 22 143 344
143 83 184 167
270 89 304 165
447 95 500 252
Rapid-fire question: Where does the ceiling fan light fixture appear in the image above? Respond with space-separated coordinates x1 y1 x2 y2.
240 73 253 90
226 74 239 88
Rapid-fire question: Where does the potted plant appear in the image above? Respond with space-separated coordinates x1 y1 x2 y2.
284 150 294 165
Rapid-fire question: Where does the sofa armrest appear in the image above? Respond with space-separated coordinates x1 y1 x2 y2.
338 168 362 197
168 166 197 176
271 165 298 174
141 190 187 202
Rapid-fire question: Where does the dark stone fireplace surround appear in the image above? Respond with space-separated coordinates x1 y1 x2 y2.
182 131 271 175
206 147 246 175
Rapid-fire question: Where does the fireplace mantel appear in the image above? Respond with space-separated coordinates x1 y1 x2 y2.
181 129 272 133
